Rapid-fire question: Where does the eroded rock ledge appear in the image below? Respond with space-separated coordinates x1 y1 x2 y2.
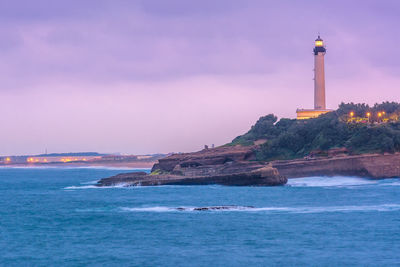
272 152 400 179
97 145 400 187
97 163 287 187
97 146 286 187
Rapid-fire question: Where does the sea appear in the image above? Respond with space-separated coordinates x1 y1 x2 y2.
1 167 400 266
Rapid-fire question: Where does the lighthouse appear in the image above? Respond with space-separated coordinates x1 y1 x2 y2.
296 35 332 119
314 35 326 110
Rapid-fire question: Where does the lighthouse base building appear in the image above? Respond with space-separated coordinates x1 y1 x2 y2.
297 35 332 120
296 108 331 120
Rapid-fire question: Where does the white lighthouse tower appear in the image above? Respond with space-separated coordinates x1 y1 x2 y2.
296 35 332 119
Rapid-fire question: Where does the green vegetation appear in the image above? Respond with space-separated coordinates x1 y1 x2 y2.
232 102 400 161
149 169 163 175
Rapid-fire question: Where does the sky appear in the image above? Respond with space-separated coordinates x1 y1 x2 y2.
1 0 400 155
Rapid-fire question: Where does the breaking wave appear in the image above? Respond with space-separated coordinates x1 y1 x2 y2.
287 176 378 188
118 204 400 214
64 185 103 189
80 180 100 185
64 183 129 189
379 180 400 186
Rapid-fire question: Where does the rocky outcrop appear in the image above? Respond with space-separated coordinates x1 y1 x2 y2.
97 145 286 187
175 206 255 211
151 145 256 173
272 153 400 179
97 163 287 187
97 145 400 188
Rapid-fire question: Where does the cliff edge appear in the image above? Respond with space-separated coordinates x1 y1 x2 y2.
97 146 287 187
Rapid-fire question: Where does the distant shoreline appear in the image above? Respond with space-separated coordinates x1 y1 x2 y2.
0 161 156 169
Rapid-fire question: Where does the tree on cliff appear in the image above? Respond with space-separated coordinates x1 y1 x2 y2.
231 102 400 161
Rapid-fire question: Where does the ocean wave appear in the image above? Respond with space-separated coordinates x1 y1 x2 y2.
287 176 377 188
80 180 100 185
64 185 102 189
63 183 129 189
118 204 400 214
378 180 400 186
120 207 176 212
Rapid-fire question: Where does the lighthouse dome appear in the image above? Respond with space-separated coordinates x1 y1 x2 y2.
313 35 326 55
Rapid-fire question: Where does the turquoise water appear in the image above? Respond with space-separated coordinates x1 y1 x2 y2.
1 167 400 266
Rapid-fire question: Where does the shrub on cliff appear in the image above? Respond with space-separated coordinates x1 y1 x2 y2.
231 114 281 145
231 102 400 161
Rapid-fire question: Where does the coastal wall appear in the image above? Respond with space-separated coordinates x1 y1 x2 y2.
273 153 400 179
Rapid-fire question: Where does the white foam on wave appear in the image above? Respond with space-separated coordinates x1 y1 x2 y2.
378 180 400 186
119 206 255 212
80 180 100 185
120 206 175 212
257 204 400 213
287 176 377 188
118 204 400 214
64 185 102 189
63 183 129 190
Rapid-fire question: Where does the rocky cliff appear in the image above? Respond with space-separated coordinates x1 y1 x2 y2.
96 145 400 187
97 145 286 187
151 145 256 173
97 164 286 187
272 153 400 179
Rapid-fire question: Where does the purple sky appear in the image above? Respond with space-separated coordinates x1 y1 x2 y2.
2 0 400 155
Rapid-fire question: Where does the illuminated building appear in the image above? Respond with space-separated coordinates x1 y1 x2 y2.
296 35 332 120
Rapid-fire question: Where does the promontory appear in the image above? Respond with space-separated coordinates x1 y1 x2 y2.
97 102 400 187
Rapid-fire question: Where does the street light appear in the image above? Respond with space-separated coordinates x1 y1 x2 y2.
366 112 371 123
348 111 355 123
378 112 382 122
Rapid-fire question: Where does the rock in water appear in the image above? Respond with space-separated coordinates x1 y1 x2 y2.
175 206 255 211
97 146 287 187
97 163 286 187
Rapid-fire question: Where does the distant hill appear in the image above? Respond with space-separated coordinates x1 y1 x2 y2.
231 101 400 161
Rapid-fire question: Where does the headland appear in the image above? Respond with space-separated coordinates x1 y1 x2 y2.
97 102 400 187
